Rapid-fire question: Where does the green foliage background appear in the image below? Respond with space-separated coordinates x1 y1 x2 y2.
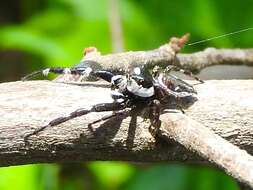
1 0 252 189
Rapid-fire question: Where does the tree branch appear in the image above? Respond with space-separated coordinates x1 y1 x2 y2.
0 80 252 159
81 46 253 73
1 79 253 186
178 48 253 71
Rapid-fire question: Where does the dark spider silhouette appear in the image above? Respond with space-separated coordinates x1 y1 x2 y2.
22 61 201 140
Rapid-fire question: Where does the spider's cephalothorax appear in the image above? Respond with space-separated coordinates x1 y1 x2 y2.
22 61 200 139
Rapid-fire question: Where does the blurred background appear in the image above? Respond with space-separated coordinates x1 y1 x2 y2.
1 0 253 189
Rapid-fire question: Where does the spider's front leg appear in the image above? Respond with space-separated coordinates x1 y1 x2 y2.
21 67 90 81
24 102 126 141
21 60 115 82
165 65 204 83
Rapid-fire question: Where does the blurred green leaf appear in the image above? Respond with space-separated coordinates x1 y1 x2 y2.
0 164 58 190
0 27 67 61
0 165 37 190
58 0 108 21
124 165 189 190
88 161 135 190
37 164 59 190
124 164 239 190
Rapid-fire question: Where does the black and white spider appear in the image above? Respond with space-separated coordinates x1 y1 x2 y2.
22 61 200 140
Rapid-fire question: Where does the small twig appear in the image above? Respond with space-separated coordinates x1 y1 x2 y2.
178 48 253 71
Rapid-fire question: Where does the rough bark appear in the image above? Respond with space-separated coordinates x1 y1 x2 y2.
75 34 253 75
178 48 253 71
2 78 253 187
0 80 252 165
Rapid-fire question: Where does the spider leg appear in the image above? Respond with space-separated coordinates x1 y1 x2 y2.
92 71 115 82
165 65 204 83
24 102 126 140
153 66 197 94
178 106 185 114
148 100 161 137
88 109 131 129
21 66 116 84
154 80 198 110
166 73 197 94
21 67 90 81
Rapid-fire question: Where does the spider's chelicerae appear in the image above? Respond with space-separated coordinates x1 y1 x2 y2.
22 61 202 140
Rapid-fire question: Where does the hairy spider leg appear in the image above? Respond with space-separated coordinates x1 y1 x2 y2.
91 71 114 82
88 109 131 128
154 77 198 113
148 99 161 137
154 74 189 97
21 67 88 81
165 73 197 94
21 65 116 82
152 66 197 94
24 102 126 140
165 65 204 83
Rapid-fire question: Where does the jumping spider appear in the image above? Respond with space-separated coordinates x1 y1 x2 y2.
22 61 202 140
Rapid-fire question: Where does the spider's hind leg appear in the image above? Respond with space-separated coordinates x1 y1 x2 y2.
24 102 126 141
148 99 161 137
88 109 131 131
